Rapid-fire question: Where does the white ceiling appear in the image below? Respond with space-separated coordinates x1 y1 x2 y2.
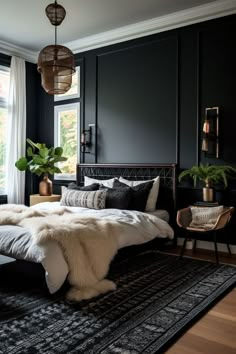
0 0 235 62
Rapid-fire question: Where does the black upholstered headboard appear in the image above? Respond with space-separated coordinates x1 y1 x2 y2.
77 163 176 223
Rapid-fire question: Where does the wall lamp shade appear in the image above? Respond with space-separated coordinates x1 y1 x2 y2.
37 1 75 95
81 126 92 153
201 106 219 158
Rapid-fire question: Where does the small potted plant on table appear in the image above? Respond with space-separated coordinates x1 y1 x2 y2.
178 163 236 202
15 138 67 196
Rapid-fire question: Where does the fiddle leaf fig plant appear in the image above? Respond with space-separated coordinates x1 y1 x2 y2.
15 138 68 176
178 163 236 188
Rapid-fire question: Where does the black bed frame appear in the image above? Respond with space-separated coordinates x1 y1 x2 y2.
77 163 177 227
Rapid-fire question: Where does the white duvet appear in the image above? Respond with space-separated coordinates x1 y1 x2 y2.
0 202 174 294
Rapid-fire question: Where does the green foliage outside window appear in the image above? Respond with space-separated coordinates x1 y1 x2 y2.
58 109 77 176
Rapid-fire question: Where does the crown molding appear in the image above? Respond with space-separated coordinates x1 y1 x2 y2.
66 0 236 54
0 39 37 63
0 0 236 63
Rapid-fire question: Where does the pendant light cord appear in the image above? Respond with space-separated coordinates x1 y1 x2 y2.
55 0 57 46
55 25 57 46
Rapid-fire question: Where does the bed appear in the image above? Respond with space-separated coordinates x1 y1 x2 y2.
0 163 176 301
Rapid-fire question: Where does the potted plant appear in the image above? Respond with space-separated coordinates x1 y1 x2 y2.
178 163 236 202
15 138 67 196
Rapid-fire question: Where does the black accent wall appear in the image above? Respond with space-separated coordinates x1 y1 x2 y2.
36 14 236 170
96 36 178 163
82 15 236 168
37 13 236 198
24 62 42 204
2 13 236 242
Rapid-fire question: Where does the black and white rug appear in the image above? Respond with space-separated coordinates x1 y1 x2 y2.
0 251 235 354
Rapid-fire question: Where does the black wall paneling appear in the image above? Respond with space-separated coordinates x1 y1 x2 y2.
25 62 41 203
196 31 201 166
85 55 97 164
36 14 236 170
178 29 199 169
96 36 179 164
0 53 11 67
0 195 7 204
199 22 236 165
33 14 236 224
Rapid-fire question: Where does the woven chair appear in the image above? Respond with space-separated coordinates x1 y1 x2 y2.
176 206 235 263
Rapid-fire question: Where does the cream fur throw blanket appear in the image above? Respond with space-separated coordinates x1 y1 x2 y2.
0 204 122 301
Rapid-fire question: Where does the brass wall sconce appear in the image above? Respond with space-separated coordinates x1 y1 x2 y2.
81 126 92 153
201 106 219 158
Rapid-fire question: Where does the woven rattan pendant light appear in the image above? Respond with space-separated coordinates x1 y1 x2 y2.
37 0 75 95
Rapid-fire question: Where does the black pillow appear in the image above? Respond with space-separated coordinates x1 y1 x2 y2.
99 185 132 210
67 182 100 191
113 179 154 212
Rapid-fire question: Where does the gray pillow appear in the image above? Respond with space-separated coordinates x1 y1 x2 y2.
99 185 132 209
113 179 154 212
60 187 106 209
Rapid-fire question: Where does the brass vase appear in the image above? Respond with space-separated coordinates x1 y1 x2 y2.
203 187 214 202
39 174 52 196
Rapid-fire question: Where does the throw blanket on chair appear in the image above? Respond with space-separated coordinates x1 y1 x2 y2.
0 205 121 301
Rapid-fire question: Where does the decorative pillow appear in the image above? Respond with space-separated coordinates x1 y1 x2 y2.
60 187 106 209
119 176 160 212
99 185 132 210
190 206 224 227
84 176 116 188
67 182 100 191
113 179 154 212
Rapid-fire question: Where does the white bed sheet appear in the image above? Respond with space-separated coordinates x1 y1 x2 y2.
1 203 173 294
147 209 169 223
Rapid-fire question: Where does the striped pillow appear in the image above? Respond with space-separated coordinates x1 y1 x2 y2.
60 187 106 209
190 205 224 226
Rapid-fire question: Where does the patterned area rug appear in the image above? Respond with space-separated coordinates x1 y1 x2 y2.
0 251 235 354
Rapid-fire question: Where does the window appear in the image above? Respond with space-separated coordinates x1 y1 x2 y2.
54 103 80 180
54 64 81 181
0 66 10 194
54 67 80 101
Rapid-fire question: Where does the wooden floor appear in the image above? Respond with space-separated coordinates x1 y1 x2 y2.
165 247 236 354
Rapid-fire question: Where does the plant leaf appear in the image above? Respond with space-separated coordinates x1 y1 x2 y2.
55 147 63 156
15 157 28 171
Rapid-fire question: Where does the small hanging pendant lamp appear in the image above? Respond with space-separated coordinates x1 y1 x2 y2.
37 0 75 95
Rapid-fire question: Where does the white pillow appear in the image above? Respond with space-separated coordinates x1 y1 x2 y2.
119 176 160 212
84 176 116 188
190 206 224 226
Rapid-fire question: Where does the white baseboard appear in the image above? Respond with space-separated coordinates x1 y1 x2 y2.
177 238 236 254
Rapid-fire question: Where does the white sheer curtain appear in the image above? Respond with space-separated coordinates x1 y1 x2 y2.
6 56 26 204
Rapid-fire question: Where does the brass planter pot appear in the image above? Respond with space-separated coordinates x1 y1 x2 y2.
39 174 52 196
203 187 214 202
